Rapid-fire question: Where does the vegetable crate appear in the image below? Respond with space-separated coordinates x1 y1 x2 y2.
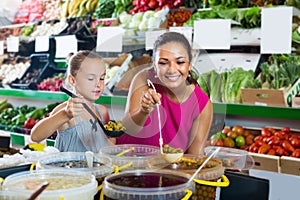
247 127 300 176
10 54 66 90
241 78 300 107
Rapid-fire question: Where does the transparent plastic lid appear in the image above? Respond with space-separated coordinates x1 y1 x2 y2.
205 146 254 170
147 154 225 180
102 169 195 199
2 169 97 197
99 144 161 170
37 152 114 177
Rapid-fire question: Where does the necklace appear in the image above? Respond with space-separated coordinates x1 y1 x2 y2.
178 84 192 104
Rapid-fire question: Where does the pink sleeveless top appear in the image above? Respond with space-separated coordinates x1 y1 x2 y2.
117 73 209 152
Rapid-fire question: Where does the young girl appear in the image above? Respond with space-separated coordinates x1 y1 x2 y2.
117 32 213 154
31 50 115 152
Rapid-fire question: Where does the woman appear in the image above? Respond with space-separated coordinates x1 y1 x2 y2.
31 50 115 152
117 32 213 154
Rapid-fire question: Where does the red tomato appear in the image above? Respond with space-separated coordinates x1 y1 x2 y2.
275 146 284 156
222 127 231 135
291 149 300 158
267 149 276 156
281 127 290 133
290 138 300 148
268 127 276 134
261 128 272 137
249 143 259 153
258 144 271 154
282 140 295 153
232 125 244 136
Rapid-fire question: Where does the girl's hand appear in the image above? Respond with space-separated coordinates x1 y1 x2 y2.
65 96 85 118
140 88 161 114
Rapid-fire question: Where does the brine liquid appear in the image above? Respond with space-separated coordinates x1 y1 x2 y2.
107 174 187 188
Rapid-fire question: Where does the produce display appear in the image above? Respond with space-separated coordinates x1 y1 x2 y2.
209 126 300 158
37 73 65 92
0 100 58 135
197 68 257 103
0 58 31 85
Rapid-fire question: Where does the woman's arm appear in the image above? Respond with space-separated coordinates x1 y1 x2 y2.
187 100 213 154
122 69 161 135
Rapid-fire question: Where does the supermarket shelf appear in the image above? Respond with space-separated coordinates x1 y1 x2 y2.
0 88 299 120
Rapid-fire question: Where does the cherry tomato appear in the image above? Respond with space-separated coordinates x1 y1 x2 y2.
290 138 300 148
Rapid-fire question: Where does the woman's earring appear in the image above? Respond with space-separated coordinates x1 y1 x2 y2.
154 74 158 78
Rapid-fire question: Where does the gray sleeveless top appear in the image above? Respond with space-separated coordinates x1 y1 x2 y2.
54 104 112 153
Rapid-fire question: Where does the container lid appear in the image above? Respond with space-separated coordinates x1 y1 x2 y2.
103 169 195 199
2 169 98 198
37 152 114 177
205 146 254 170
99 144 160 170
147 154 225 181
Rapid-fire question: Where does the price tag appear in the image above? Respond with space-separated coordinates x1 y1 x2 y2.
6 36 19 52
261 6 293 54
96 27 123 52
169 26 193 45
193 19 231 49
35 36 49 52
0 41 4 55
55 35 77 58
145 30 167 50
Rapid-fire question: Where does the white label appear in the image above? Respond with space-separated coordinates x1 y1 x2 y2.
0 41 4 55
261 6 292 54
55 35 77 58
96 27 123 52
169 26 193 45
35 36 49 52
145 30 167 50
193 19 231 49
6 36 19 52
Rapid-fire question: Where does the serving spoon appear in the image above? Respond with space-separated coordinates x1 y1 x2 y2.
147 79 183 163
60 86 125 138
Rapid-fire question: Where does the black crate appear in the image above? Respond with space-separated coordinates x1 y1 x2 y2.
10 54 66 90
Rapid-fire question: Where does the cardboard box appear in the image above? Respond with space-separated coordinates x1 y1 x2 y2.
280 156 300 176
249 152 280 173
241 78 300 107
292 96 300 108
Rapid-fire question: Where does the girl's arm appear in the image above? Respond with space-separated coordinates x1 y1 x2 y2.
187 100 213 154
30 103 70 142
31 97 85 142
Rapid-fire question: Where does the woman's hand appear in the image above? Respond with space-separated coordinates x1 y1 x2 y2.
140 88 162 114
64 96 85 119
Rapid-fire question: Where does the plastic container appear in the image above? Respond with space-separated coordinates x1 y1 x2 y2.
99 144 160 171
2 169 98 200
102 169 195 200
147 154 229 200
205 146 254 170
36 152 114 184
